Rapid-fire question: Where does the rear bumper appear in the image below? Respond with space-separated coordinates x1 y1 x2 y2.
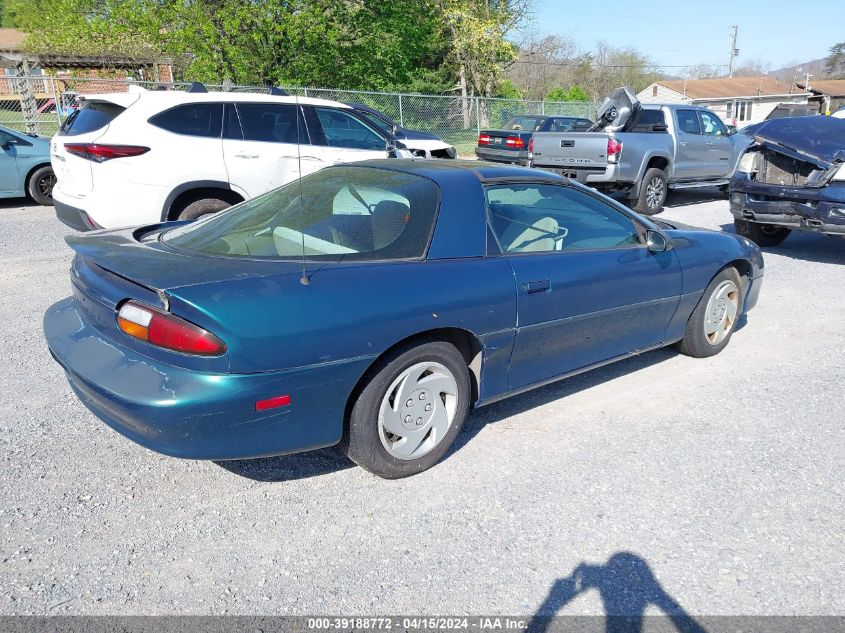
44 297 372 460
54 199 101 231
475 147 530 165
730 178 845 236
530 162 620 186
52 181 170 230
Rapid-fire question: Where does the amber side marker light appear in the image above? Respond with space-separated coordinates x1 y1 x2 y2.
117 301 226 356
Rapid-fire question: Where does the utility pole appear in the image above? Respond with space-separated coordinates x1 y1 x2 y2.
728 25 739 78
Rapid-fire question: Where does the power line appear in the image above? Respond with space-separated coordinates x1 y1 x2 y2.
512 59 730 70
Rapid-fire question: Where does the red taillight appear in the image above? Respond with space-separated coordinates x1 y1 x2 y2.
64 143 150 162
117 301 226 356
505 135 525 149
477 134 492 146
528 138 534 154
607 138 623 164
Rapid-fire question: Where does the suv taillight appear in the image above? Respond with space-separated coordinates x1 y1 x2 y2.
607 138 622 164
117 301 226 356
64 143 150 162
528 138 534 155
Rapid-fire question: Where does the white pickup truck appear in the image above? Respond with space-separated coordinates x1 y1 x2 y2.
529 87 750 214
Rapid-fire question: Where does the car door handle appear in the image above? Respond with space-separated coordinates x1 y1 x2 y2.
235 152 259 159
522 280 550 294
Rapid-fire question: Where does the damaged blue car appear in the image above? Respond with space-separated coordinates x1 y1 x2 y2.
731 115 845 246
44 160 763 478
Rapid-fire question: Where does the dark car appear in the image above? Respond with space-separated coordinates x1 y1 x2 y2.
345 103 457 159
475 115 593 165
730 116 845 245
44 161 762 479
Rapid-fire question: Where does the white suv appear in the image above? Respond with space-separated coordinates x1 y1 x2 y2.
51 87 455 230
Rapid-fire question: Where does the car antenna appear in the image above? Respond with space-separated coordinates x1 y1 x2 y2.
295 92 310 286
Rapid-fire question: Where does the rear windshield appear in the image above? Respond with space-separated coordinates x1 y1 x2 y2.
545 117 593 132
162 166 440 262
628 109 667 133
503 116 545 131
59 101 125 136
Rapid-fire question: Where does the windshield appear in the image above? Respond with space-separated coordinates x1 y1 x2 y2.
503 116 545 131
162 166 440 261
355 110 394 135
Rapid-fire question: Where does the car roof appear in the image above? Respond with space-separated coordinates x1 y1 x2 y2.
79 87 349 109
337 159 569 184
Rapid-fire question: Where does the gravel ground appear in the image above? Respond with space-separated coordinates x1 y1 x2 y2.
0 191 843 618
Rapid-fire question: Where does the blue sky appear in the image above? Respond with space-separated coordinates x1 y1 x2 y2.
524 0 842 71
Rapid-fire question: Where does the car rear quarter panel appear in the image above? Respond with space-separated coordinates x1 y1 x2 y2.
169 257 518 389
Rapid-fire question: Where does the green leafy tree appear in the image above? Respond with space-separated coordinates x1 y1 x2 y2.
545 84 590 102
495 79 522 99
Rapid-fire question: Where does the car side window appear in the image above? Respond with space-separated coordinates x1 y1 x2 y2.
234 103 306 144
676 109 702 135
148 103 223 138
314 107 386 151
699 110 727 136
486 184 642 254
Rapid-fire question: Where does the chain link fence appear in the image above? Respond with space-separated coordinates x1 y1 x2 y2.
0 76 597 156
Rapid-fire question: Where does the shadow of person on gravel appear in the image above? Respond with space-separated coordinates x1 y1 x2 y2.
214 447 354 482
526 552 707 633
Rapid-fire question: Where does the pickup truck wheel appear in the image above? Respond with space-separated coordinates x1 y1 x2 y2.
633 168 667 215
343 340 471 479
733 219 790 247
676 267 742 358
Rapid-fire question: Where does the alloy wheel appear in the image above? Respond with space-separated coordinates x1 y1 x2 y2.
646 176 664 209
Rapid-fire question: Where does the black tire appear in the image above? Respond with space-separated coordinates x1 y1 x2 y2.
733 219 790 247
676 267 743 358
632 167 668 215
344 340 471 479
27 165 56 206
176 197 232 221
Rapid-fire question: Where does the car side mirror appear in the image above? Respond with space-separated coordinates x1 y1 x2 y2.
646 230 670 253
387 140 413 158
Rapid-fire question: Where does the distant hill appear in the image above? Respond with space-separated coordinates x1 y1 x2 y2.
770 58 829 84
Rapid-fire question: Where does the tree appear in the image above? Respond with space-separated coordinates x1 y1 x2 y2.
731 57 770 77
571 43 660 102
826 42 845 78
9 0 453 91
685 63 723 80
506 34 581 100
545 85 590 102
494 79 522 99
